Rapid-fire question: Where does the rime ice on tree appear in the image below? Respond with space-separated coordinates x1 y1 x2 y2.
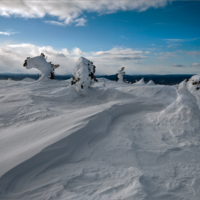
71 57 98 94
23 53 60 80
116 67 125 83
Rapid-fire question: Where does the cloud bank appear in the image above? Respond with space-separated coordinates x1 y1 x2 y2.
0 0 173 26
0 43 150 74
1 43 200 75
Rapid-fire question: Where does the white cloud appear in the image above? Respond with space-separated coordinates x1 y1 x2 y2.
92 47 148 63
2 43 200 75
74 18 87 26
0 0 173 26
0 31 17 36
167 44 182 48
44 20 65 26
44 18 87 26
165 38 197 43
156 51 177 60
93 47 144 56
165 39 185 43
179 51 200 56
72 47 83 56
192 63 200 66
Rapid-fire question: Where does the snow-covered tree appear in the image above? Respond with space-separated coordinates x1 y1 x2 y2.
23 53 60 80
71 57 98 93
116 67 125 83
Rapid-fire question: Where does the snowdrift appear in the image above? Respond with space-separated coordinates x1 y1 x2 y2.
151 79 200 145
0 75 200 200
21 78 36 82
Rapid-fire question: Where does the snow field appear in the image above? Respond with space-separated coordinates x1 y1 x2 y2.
0 76 200 199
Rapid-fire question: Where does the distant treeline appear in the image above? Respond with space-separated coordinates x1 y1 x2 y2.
0 73 194 85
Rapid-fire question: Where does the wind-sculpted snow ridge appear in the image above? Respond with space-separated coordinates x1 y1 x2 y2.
71 57 98 95
1 77 200 200
147 80 155 85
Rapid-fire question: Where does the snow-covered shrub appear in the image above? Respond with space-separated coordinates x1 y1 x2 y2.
23 53 60 80
116 67 125 83
71 57 98 93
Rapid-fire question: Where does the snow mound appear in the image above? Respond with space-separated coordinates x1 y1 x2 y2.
24 55 52 80
71 57 97 94
147 80 155 85
135 78 145 85
151 80 200 145
21 78 36 82
7 78 14 81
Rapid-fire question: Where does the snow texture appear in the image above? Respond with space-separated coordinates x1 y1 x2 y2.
150 80 200 145
0 76 200 200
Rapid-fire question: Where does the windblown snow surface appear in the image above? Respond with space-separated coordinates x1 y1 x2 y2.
0 76 200 200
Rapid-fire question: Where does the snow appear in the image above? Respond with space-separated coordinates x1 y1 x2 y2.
72 57 97 94
117 70 124 83
135 78 145 85
147 80 155 85
0 76 200 200
21 78 36 82
25 55 52 80
150 80 200 145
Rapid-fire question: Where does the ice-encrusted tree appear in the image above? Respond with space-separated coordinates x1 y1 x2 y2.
23 53 60 80
116 67 125 83
71 57 98 93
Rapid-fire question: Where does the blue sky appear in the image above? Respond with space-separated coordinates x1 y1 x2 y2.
0 0 200 75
